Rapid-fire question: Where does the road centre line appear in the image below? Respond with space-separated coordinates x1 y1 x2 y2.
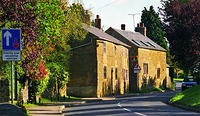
134 112 147 116
118 102 147 116
123 108 131 112
118 102 131 112
117 103 122 107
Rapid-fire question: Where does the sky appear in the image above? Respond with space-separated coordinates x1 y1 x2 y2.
70 0 162 31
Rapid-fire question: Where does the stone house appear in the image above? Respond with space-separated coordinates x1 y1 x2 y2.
68 15 130 97
106 23 171 92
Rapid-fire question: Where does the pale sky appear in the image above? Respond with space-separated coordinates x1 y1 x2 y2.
70 0 162 31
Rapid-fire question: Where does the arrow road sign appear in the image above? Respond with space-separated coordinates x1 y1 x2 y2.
2 29 21 50
2 29 21 61
4 31 12 46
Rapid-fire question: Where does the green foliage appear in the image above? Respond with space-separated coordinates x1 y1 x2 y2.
173 78 184 82
36 0 65 46
0 0 89 98
141 6 170 64
39 96 81 103
32 75 50 95
47 63 69 88
170 85 200 107
63 3 88 46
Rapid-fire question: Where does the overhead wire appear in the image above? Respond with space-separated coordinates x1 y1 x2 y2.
94 0 119 11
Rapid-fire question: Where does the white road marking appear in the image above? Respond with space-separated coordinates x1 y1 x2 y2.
118 102 131 112
134 112 147 116
123 108 131 112
118 102 147 116
117 103 122 107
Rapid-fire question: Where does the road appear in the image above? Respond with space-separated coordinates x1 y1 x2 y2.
63 82 200 116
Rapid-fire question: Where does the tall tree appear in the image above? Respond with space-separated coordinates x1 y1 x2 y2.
0 0 48 81
161 0 200 72
141 6 170 64
0 0 88 98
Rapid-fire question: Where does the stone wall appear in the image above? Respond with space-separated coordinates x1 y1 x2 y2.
68 32 129 97
68 34 97 97
105 29 137 92
0 78 9 103
166 67 172 88
138 48 171 89
96 40 129 97
105 28 171 92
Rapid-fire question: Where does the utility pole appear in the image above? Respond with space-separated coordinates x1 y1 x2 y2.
128 13 141 31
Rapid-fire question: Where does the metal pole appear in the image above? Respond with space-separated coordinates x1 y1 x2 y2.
15 66 18 100
11 61 14 103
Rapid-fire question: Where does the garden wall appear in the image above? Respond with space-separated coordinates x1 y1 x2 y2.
0 78 9 103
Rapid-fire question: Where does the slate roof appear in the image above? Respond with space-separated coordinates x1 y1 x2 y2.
107 27 166 52
82 24 130 47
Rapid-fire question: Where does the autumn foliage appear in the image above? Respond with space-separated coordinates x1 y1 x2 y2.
0 0 48 80
161 0 200 71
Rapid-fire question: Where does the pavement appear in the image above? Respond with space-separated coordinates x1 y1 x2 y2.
0 103 27 116
0 97 113 116
27 97 115 116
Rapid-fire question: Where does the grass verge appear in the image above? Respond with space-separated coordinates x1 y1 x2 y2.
173 78 184 82
23 96 82 107
40 96 81 104
170 85 200 109
138 88 164 93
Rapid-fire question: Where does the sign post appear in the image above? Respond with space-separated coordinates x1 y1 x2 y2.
133 63 141 73
133 63 141 91
2 29 21 103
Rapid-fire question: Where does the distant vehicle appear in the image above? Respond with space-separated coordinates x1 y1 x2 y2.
182 76 197 91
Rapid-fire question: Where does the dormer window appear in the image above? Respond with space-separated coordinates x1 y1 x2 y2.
140 41 149 47
147 42 156 48
132 40 142 46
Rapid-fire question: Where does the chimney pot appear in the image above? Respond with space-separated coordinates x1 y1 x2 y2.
135 22 146 37
85 10 91 24
137 23 140 27
121 24 126 30
140 23 144 27
96 15 100 19
95 15 101 29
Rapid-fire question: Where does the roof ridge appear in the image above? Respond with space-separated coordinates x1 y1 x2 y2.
82 24 130 47
107 27 166 52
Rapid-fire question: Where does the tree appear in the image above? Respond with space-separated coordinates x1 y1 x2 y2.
141 6 170 64
161 0 200 73
0 0 89 100
34 1 88 97
0 0 48 81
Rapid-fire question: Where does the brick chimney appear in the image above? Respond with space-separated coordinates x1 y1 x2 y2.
121 24 126 30
95 15 101 29
85 10 91 24
135 23 146 37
